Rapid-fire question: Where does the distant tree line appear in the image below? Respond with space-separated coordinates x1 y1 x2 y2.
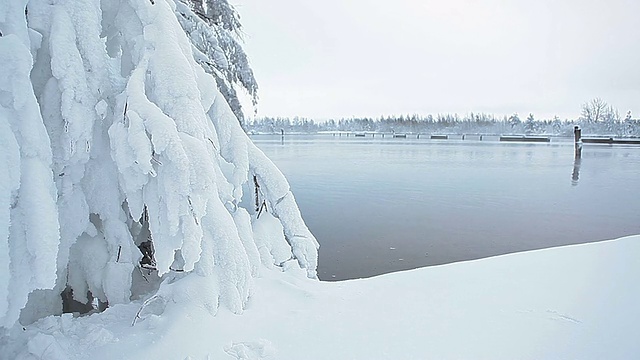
247 99 639 137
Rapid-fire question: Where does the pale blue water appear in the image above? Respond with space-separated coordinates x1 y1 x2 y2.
251 134 640 281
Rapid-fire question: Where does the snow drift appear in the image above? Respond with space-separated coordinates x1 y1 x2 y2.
3 235 639 359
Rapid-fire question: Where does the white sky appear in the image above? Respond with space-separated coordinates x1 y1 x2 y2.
233 0 639 120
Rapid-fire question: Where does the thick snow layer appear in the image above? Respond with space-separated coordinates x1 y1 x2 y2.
4 235 639 360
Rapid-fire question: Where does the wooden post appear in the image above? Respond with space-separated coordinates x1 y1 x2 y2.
417 133 420 139
574 125 582 158
479 135 483 141
572 125 583 185
462 134 465 140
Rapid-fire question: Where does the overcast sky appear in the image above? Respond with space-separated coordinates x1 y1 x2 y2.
233 0 639 120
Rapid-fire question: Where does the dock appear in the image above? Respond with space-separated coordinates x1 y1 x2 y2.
324 131 640 146
499 136 550 143
582 137 640 145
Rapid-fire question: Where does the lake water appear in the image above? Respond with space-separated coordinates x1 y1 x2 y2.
251 134 640 281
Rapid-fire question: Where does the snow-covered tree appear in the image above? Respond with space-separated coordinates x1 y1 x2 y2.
508 113 521 130
174 0 258 127
524 113 536 134
0 0 317 329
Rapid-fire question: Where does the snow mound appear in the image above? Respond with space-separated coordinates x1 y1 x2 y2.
224 339 277 360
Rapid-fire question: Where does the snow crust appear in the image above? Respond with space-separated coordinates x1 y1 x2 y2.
3 236 639 359
0 0 318 330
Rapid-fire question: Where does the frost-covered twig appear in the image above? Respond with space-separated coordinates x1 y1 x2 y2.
137 266 150 283
253 175 261 211
132 295 159 326
256 201 267 219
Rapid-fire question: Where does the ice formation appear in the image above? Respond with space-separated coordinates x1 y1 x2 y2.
0 0 318 329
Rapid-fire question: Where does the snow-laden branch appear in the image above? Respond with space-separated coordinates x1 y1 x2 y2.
0 0 318 328
0 34 60 328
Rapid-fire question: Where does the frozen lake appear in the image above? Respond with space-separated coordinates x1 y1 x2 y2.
251 134 640 281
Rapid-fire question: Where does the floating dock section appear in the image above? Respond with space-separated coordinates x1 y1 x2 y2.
430 135 448 140
499 136 550 143
582 137 640 145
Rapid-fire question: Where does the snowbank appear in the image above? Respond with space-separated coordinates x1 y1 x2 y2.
4 235 639 359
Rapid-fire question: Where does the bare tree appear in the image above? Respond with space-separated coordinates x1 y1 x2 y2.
580 98 612 123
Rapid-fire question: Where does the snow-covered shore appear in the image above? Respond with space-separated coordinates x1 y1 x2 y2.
5 235 638 360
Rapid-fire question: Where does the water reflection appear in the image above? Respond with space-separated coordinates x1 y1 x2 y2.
571 156 582 186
